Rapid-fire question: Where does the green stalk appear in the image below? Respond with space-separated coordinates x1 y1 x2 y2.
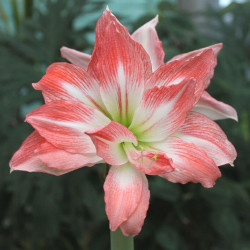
110 228 134 250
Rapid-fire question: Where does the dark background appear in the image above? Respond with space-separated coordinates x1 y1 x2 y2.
0 0 249 249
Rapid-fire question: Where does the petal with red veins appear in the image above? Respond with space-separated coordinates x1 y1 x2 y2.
154 137 221 188
129 79 196 142
120 173 150 236
104 163 148 232
89 9 151 124
88 9 152 81
176 111 237 166
33 62 107 113
124 143 173 175
86 121 137 166
168 43 223 88
26 100 110 154
169 43 222 62
10 131 102 176
60 46 91 69
146 49 216 101
192 91 238 121
132 15 164 71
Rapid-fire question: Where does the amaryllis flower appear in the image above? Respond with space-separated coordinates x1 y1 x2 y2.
10 9 237 237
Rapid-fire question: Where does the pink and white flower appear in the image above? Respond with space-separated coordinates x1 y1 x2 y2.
10 9 237 236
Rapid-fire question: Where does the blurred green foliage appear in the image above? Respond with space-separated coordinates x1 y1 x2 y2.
0 0 249 249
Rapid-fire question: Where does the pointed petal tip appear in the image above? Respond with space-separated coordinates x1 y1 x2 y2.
151 15 159 26
106 5 110 11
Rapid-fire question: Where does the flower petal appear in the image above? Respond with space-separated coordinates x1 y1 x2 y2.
176 111 237 166
10 131 102 176
120 173 150 236
33 62 107 113
60 46 91 69
168 43 223 88
146 49 216 101
169 43 222 62
26 100 110 154
129 78 196 142
124 143 173 175
104 163 148 232
132 15 164 71
192 91 238 121
89 9 152 125
86 121 137 166
155 137 221 188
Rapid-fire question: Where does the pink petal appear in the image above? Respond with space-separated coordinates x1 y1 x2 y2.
120 173 150 236
104 163 149 232
33 62 107 113
10 131 101 175
168 43 223 88
192 91 238 121
124 143 174 175
89 9 152 124
60 46 91 69
132 16 164 71
129 78 196 142
156 137 221 188
176 111 237 166
26 100 110 154
169 43 222 62
146 49 216 101
86 121 137 166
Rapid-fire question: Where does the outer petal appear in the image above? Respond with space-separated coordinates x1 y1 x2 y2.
168 43 223 88
132 16 164 71
176 111 237 166
169 43 222 62
33 62 107 113
89 9 152 125
10 131 101 176
120 172 150 236
155 137 221 188
60 46 91 69
26 100 110 154
86 121 137 166
129 79 196 142
124 143 174 175
146 49 216 101
192 91 238 121
104 163 149 234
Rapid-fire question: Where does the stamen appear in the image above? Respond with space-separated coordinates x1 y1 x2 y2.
152 152 159 161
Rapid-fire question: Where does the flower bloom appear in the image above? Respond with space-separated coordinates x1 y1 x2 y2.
10 9 237 236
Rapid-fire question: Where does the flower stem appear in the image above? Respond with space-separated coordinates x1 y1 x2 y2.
110 228 134 250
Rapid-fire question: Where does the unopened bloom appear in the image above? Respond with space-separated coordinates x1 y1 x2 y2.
10 9 237 236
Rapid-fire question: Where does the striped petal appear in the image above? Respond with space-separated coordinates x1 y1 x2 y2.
86 121 137 166
104 163 149 233
132 16 164 71
169 43 222 62
60 46 91 69
192 91 238 121
154 137 221 188
146 49 216 101
120 172 150 236
168 43 223 88
129 79 196 142
26 100 110 154
90 9 152 125
33 62 107 114
9 131 101 176
124 143 173 175
176 111 237 166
